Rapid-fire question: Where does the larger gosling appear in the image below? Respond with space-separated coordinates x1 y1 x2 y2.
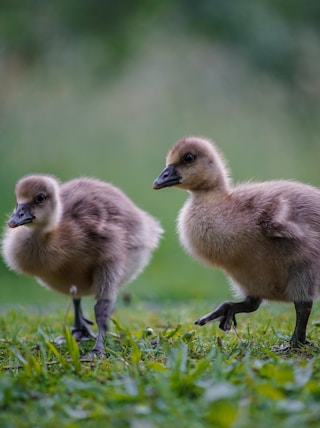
153 136 320 349
2 174 163 354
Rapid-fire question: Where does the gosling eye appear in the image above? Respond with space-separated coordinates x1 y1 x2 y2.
34 193 47 204
183 152 196 164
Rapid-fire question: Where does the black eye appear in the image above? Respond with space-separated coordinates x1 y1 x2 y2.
183 153 196 164
34 193 47 204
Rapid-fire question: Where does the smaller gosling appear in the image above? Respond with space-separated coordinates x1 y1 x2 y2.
153 136 320 349
2 175 163 354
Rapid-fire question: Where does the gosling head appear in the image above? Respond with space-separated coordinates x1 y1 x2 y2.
153 136 230 192
8 175 62 231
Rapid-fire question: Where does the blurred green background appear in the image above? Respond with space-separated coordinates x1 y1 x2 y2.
1 1 320 309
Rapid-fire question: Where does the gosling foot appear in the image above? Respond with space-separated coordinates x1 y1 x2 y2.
195 302 237 331
195 296 262 332
71 324 96 342
54 324 96 346
272 337 312 354
72 298 96 341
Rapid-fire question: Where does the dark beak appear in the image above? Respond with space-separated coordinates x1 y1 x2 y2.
8 203 35 228
153 165 181 189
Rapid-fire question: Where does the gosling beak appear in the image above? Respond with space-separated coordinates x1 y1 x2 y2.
153 165 181 189
8 203 35 228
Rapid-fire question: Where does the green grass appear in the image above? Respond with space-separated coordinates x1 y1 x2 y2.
1 298 320 428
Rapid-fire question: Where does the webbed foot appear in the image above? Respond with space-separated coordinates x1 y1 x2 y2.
195 302 237 331
54 324 96 346
195 296 262 332
71 324 96 341
72 298 96 342
272 339 312 354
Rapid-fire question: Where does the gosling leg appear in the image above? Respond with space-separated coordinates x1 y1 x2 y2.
195 296 262 331
71 298 96 341
290 300 313 348
92 299 115 355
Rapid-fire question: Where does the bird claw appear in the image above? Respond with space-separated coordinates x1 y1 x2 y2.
71 326 96 342
194 317 210 326
195 303 237 331
219 314 237 331
54 325 96 346
272 343 294 354
82 317 94 326
272 339 312 354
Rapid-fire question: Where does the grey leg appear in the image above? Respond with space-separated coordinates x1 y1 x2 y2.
290 300 313 348
72 298 96 341
195 296 262 331
89 262 124 355
92 299 115 355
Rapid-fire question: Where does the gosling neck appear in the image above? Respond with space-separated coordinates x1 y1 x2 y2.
188 177 231 196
